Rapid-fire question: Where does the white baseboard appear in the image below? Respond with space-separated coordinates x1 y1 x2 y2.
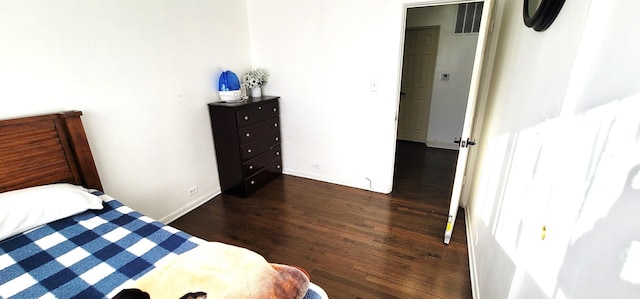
158 188 221 224
427 140 459 150
465 208 480 299
283 169 362 190
283 169 387 193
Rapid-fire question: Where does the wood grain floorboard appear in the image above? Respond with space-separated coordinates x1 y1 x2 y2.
171 141 472 298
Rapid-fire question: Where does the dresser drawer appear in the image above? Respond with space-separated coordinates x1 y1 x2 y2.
243 159 282 194
238 117 280 145
236 101 279 128
240 131 280 160
242 145 281 177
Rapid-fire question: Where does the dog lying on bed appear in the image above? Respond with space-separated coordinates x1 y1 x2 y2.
112 242 310 299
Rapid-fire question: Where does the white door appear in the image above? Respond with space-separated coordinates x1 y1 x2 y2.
444 0 495 244
397 27 439 142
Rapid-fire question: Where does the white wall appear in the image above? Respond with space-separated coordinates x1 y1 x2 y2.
0 0 252 221
245 0 399 193
466 0 640 297
246 0 467 193
406 4 478 150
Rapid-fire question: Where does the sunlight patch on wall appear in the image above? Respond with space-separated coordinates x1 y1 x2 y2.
477 132 511 228
525 102 619 296
482 93 640 297
494 123 546 257
621 241 640 285
571 95 640 243
633 170 640 189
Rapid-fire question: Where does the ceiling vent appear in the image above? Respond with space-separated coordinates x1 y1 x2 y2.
455 2 483 34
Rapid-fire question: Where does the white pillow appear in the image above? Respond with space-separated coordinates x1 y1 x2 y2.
0 183 103 242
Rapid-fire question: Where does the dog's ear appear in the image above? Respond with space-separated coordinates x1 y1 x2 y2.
112 288 151 299
179 291 207 299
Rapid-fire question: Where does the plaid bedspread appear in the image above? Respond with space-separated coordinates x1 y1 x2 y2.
0 194 199 299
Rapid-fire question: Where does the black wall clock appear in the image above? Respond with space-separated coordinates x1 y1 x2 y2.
523 0 566 31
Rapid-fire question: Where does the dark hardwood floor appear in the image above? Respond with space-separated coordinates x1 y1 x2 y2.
171 141 471 298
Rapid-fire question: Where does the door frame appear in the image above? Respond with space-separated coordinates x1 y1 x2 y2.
396 0 497 243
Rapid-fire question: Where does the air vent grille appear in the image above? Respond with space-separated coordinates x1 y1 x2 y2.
455 2 483 34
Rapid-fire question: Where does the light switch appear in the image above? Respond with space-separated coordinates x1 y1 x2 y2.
441 73 450 81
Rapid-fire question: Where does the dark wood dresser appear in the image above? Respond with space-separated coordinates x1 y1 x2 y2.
208 96 282 197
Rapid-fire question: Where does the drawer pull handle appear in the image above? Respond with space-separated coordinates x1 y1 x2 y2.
248 149 252 153
274 123 278 127
249 165 253 170
258 106 262 110
243 116 249 121
273 108 277 112
250 180 255 185
275 137 279 141
276 151 280 156
277 165 281 169
245 133 250 137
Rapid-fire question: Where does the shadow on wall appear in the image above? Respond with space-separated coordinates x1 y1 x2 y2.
473 93 640 298
555 164 640 298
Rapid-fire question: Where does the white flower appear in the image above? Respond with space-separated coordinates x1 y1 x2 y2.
243 68 270 88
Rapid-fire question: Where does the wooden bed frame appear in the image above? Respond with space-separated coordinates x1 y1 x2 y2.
0 111 102 193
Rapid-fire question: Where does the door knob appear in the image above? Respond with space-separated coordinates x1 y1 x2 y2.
454 137 477 148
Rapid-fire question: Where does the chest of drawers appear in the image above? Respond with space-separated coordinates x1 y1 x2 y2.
208 96 282 197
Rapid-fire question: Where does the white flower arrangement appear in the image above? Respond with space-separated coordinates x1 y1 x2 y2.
242 68 269 88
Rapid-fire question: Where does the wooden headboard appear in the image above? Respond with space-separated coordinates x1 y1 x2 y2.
0 111 103 193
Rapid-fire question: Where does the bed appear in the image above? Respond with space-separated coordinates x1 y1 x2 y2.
0 111 328 299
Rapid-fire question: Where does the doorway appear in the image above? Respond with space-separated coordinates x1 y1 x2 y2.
395 1 492 243
397 3 482 149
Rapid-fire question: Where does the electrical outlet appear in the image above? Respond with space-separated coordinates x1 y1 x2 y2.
312 163 320 170
188 186 198 196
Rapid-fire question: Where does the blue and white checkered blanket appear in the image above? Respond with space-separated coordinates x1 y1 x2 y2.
0 194 199 299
